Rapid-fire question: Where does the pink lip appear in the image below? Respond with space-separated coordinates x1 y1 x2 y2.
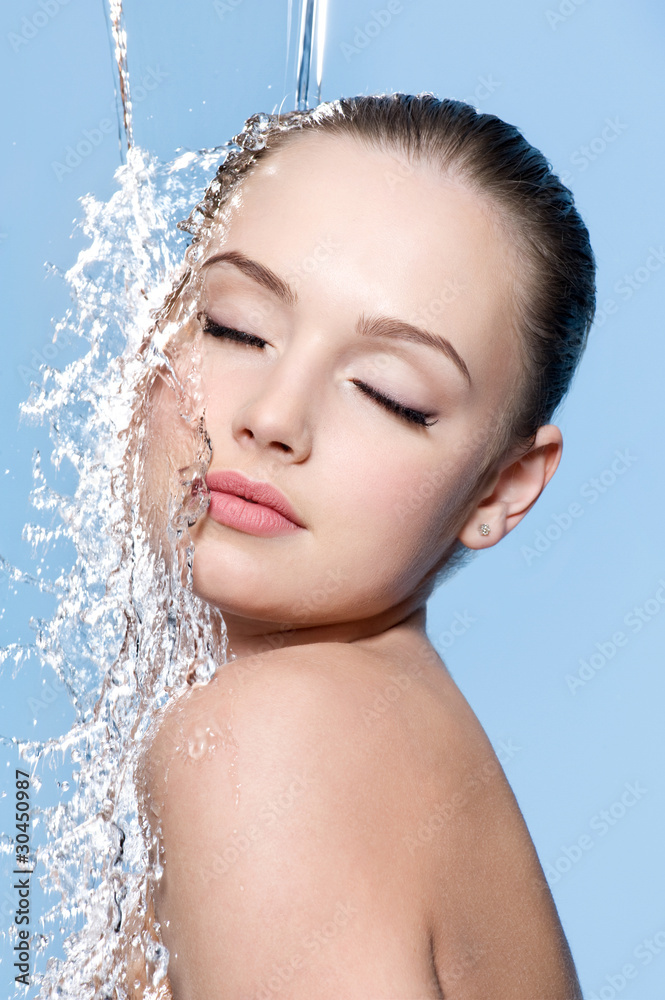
205 470 305 537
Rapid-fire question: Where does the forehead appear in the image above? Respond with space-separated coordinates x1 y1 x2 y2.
203 133 523 402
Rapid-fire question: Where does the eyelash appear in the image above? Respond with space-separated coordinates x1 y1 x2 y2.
349 380 436 427
200 313 437 428
200 313 267 349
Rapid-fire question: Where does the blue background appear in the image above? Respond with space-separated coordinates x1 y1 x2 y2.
1 1 664 997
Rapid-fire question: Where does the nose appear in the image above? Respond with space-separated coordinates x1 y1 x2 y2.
231 360 314 463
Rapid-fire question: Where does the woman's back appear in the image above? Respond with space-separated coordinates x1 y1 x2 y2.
139 624 582 999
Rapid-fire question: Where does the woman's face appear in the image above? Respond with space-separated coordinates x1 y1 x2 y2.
174 134 524 645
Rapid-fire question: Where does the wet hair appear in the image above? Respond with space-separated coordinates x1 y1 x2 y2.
177 92 596 467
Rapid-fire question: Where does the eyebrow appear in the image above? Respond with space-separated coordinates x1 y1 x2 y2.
201 250 297 307
201 250 471 385
356 314 471 385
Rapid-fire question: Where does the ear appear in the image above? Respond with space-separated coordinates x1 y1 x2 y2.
457 424 563 549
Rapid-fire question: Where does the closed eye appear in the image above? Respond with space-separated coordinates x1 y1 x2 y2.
351 379 438 428
199 313 436 428
199 312 267 348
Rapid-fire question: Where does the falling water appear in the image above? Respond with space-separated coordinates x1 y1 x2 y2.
0 140 233 998
293 0 329 109
0 2 330 996
105 0 134 161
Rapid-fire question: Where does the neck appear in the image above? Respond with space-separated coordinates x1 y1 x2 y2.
221 598 429 662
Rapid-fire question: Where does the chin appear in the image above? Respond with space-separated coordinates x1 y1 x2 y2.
188 522 408 632
191 552 292 627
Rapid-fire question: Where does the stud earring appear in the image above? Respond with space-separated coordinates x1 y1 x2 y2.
479 523 491 536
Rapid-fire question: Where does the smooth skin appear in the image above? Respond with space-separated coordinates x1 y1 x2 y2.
137 133 581 999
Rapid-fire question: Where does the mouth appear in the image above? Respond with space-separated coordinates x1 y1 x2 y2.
204 469 305 537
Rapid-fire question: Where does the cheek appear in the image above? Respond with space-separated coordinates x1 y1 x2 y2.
199 350 256 427
315 430 456 577
330 408 487 569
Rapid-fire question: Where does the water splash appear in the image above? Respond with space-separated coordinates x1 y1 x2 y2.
2 141 232 999
2 96 347 995
0 2 340 992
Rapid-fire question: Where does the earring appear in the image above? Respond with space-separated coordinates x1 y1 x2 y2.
479 523 491 536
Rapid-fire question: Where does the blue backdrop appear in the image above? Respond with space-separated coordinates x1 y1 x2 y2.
1 2 663 997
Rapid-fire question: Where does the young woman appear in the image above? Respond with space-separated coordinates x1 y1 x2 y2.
135 93 596 999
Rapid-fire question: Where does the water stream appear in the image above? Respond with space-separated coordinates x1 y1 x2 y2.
2 139 228 998
1 2 329 996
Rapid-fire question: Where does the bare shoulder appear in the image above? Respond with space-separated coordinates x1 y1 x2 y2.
408 660 584 1000
141 638 439 790
137 639 581 999
138 642 447 999
344 631 583 999
139 639 444 861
